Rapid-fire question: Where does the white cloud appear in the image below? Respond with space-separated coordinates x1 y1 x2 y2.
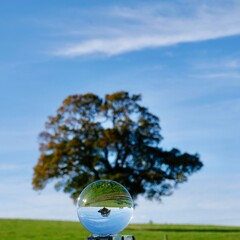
192 57 240 81
0 130 38 153
196 72 240 79
0 163 28 171
53 2 240 57
194 58 240 70
133 173 240 225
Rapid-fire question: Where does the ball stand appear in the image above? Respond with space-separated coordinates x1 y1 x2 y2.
88 235 135 240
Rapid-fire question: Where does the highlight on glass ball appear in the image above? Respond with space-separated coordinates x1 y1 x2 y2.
77 180 134 236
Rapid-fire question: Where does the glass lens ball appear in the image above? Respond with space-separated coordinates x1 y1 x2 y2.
77 180 134 235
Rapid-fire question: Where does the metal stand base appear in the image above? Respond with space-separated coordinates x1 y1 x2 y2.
88 235 135 240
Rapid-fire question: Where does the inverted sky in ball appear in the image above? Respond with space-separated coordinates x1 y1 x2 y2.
77 180 134 235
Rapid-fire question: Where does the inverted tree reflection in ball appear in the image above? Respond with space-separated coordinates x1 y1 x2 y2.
77 180 134 235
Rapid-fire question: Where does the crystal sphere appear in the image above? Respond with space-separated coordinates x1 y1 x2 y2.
77 180 134 235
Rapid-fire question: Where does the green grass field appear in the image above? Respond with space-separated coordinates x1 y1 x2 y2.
1 219 240 240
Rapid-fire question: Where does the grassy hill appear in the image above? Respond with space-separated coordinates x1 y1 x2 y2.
1 219 240 240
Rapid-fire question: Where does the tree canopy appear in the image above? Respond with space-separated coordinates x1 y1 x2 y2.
32 91 203 202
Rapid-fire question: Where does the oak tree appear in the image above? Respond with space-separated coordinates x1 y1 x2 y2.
32 91 203 202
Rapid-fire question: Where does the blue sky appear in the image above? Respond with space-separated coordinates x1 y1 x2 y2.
0 0 240 226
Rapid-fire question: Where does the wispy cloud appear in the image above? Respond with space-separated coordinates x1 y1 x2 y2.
52 1 240 57
191 57 240 83
134 173 240 225
0 163 28 171
0 130 38 153
197 72 240 79
0 178 76 220
194 58 240 70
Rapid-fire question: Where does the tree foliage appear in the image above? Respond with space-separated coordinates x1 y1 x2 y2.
32 91 203 202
